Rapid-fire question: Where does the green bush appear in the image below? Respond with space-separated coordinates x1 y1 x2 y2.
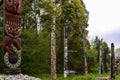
72 74 95 80
21 29 51 74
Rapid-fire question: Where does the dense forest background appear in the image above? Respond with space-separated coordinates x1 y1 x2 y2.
0 0 109 75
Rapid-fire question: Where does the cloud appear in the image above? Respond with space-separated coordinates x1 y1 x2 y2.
103 29 120 48
83 0 120 48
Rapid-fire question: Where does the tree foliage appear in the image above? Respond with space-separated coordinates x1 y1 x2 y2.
21 29 51 74
87 36 110 73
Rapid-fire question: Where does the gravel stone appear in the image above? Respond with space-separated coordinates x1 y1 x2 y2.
0 74 41 80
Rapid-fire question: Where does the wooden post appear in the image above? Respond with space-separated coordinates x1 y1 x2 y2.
111 43 115 79
83 30 88 74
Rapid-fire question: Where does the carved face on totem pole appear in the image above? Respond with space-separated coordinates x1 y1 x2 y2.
5 0 22 38
4 0 22 69
5 0 21 13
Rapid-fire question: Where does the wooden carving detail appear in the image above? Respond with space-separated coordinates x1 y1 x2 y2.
5 0 21 13
4 0 22 69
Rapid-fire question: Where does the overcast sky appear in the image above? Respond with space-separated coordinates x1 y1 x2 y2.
83 0 120 49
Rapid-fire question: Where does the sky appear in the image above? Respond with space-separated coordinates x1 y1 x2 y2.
83 0 120 49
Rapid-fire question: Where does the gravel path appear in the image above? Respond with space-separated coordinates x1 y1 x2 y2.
0 74 41 80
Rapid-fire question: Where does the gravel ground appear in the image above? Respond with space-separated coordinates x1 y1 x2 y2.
0 74 41 80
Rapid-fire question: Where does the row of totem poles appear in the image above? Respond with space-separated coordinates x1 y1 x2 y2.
0 0 22 74
99 39 119 79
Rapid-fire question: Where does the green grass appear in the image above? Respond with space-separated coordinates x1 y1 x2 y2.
31 73 120 80
1 73 120 80
31 74 73 80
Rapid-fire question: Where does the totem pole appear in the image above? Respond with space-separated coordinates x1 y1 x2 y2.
99 39 103 74
103 48 108 73
83 30 88 74
111 43 115 79
51 1 56 78
3 0 22 74
63 0 71 77
63 25 68 78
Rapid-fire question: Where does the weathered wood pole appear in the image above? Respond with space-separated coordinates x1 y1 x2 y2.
63 26 68 78
103 48 108 73
63 0 71 77
111 43 115 79
83 30 88 74
99 39 103 74
51 26 56 79
51 0 56 79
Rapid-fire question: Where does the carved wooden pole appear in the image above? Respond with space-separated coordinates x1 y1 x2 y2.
51 26 56 79
63 26 68 78
63 0 71 77
111 43 115 79
51 0 56 79
99 39 103 74
3 0 22 74
104 48 108 73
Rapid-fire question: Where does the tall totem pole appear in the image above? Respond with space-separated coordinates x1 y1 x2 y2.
83 30 88 74
99 39 103 74
111 43 115 79
103 48 108 73
63 25 68 78
3 0 22 74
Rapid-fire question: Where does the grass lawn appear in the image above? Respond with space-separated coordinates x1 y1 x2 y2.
31 73 120 80
0 73 120 80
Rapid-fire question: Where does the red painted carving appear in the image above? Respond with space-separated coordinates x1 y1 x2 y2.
4 0 22 58
4 36 21 56
5 0 21 13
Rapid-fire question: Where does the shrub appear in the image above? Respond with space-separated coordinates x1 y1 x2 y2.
72 74 95 80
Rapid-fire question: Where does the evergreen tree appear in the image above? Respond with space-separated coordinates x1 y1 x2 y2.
0 0 90 74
